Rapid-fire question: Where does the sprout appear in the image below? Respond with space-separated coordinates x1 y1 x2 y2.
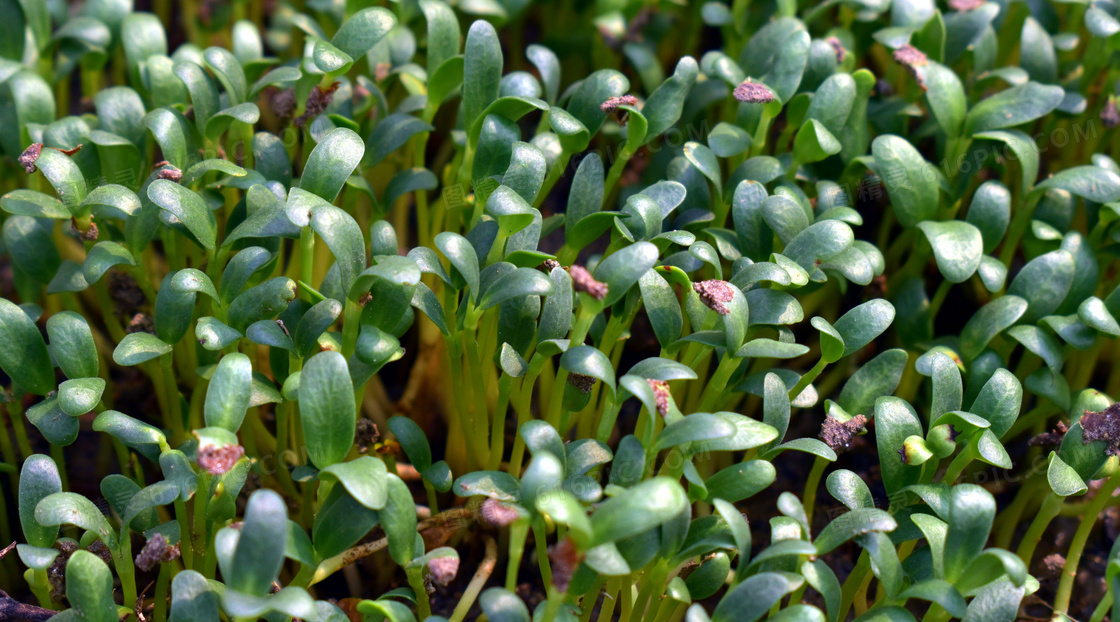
4 2 1118 620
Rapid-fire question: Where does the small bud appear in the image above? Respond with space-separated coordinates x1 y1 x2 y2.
1101 99 1120 130
295 82 341 128
539 258 561 272
948 0 984 10
548 536 584 593
892 45 928 67
197 443 245 475
86 540 114 568
126 313 155 335
154 162 183 183
825 37 847 63
926 424 957 458
568 372 596 394
598 25 622 51
1041 553 1065 581
1029 420 1068 448
108 271 147 313
18 143 43 173
819 414 868 454
601 95 639 126
1081 403 1120 456
355 418 379 452
374 62 392 83
647 379 672 418
732 80 775 104
48 540 79 602
480 498 522 528
693 280 736 315
270 88 296 119
600 95 639 113
426 555 459 588
569 265 608 301
71 217 99 241
893 45 929 90
134 533 181 572
1093 454 1120 479
899 435 934 465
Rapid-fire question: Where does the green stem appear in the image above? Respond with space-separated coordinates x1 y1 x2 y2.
838 553 870 620
7 400 33 460
532 516 554 587
545 305 597 428
1015 491 1062 565
541 586 563 622
116 533 137 609
508 378 535 477
1089 591 1113 622
30 569 53 609
49 444 69 492
462 328 491 469
801 455 829 534
406 566 432 619
193 472 212 570
940 441 977 484
748 108 777 158
174 499 195 570
506 518 530 591
423 482 440 515
488 375 513 471
153 561 171 622
628 561 669 622
998 193 1041 267
159 354 185 442
601 145 635 210
595 578 622 622
341 300 361 358
534 151 574 209
788 358 828 401
927 280 952 321
695 354 741 413
450 535 498 622
299 228 315 301
578 577 605 622
1054 470 1120 613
